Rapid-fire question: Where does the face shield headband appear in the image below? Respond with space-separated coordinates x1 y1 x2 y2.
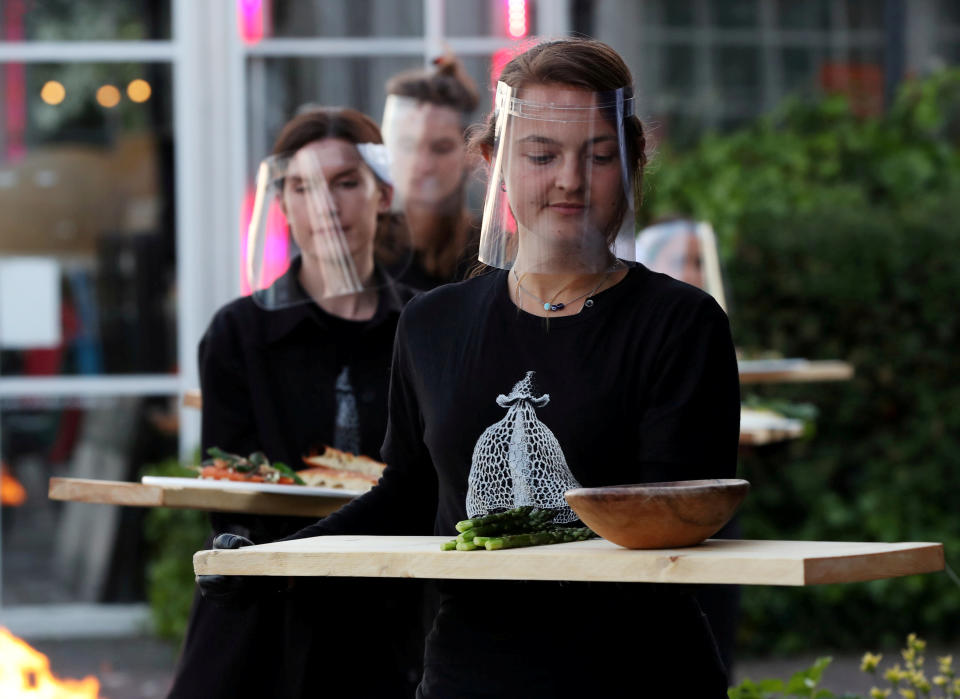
478 81 639 274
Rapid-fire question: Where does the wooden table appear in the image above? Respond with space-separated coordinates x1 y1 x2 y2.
193 535 943 586
738 359 854 385
48 477 352 518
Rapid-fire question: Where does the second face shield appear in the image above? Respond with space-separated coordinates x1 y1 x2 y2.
479 82 640 275
245 140 405 309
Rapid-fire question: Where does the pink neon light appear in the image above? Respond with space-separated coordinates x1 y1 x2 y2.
506 0 527 38
4 0 27 161
237 0 265 45
240 187 290 295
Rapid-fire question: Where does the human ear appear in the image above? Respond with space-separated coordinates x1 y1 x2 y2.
376 183 393 214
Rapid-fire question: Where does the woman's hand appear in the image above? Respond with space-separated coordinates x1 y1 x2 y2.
196 533 279 608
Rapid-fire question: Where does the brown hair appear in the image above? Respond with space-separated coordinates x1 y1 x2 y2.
468 38 647 225
385 53 480 117
272 106 384 156
270 106 408 267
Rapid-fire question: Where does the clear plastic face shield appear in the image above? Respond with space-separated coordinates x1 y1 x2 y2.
381 94 469 213
244 138 401 309
636 219 728 311
478 82 639 275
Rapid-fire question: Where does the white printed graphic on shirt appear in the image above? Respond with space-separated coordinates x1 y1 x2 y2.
467 371 581 523
332 365 361 455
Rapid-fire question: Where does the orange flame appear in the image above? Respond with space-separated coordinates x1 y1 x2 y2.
1 465 26 507
0 627 100 698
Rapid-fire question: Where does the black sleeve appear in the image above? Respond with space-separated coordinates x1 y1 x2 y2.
198 310 258 459
637 296 741 481
282 306 439 540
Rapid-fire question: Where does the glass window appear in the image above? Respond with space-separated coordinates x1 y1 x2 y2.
941 0 960 27
845 0 884 30
1 395 178 605
659 0 696 27
0 0 171 41
0 62 176 377
246 55 423 171
662 44 697 96
445 0 540 37
265 0 423 38
782 47 824 94
776 0 832 30
714 46 763 99
713 0 758 28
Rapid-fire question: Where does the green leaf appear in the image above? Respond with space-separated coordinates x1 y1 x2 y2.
271 461 306 485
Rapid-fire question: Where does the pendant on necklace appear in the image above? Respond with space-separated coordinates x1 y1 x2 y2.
544 302 565 312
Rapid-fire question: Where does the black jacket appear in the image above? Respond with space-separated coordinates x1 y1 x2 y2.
168 264 420 699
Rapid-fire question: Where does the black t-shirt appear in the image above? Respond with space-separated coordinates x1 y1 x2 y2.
288 263 739 697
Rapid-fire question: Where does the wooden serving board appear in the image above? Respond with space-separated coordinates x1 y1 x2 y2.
738 408 805 446
738 359 854 385
193 536 943 586
48 477 352 518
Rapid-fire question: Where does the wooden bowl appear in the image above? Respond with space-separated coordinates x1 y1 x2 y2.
564 479 750 549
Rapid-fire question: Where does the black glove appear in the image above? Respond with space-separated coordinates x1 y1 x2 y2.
197 533 281 608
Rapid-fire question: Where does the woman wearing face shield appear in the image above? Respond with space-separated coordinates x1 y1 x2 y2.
381 52 480 289
168 108 420 699
200 39 739 698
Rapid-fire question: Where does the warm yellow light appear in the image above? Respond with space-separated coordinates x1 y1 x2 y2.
126 78 151 103
40 80 66 105
96 84 121 108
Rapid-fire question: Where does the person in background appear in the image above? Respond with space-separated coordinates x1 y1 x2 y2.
201 38 740 698
381 51 481 289
168 107 419 699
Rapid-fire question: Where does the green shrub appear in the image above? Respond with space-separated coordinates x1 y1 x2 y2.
643 69 960 654
140 459 209 643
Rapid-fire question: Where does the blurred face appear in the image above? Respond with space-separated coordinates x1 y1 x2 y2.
280 138 390 264
653 232 704 289
503 85 623 253
388 103 466 206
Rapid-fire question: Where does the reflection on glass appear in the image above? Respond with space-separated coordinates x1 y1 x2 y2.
266 0 422 38
0 62 176 376
0 0 170 41
1 396 177 605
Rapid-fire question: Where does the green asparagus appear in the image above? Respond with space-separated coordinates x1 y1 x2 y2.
454 506 535 533
484 527 597 550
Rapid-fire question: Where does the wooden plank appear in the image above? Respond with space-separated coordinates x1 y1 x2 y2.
48 477 351 518
161 487 348 518
49 477 164 507
739 360 854 385
739 408 805 446
183 389 202 410
192 536 944 586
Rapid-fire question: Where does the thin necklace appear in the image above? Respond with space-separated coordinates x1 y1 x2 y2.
513 266 614 312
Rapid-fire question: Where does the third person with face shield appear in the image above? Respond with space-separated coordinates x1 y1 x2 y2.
381 52 481 290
